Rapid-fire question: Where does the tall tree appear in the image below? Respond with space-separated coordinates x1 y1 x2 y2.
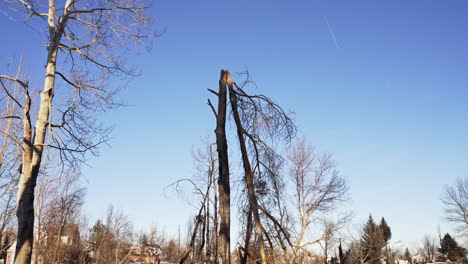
208 70 296 263
0 1 152 263
208 70 231 264
359 215 384 264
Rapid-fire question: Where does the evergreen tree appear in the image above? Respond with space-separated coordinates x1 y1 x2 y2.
379 218 392 264
438 233 466 262
379 218 392 244
404 248 412 263
360 215 385 264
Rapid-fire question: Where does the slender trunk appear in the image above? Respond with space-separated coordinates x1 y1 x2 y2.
213 175 218 263
14 58 34 264
274 224 288 260
206 194 210 260
179 204 207 264
15 41 58 264
227 78 267 264
324 237 329 264
214 70 231 264
196 207 207 260
240 208 253 264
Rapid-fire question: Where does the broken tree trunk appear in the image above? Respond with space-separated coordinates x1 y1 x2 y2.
214 70 231 264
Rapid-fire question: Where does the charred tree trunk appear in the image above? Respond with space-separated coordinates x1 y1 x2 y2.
196 207 207 261
179 213 203 264
214 70 231 264
206 194 211 260
227 78 267 264
180 190 210 264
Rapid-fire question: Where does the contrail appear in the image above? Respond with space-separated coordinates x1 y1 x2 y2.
323 15 340 49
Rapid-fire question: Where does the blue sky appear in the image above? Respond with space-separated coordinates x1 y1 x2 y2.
1 0 468 250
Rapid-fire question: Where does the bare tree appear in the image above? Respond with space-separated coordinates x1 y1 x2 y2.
35 170 85 264
207 70 350 264
420 234 437 263
441 176 468 237
0 1 152 263
226 71 296 264
191 138 219 263
168 139 218 263
0 71 22 262
286 139 350 263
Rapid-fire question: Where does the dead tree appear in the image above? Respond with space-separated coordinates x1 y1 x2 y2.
208 70 296 263
169 139 217 263
226 70 296 264
170 178 212 264
0 1 152 263
208 70 231 264
191 139 219 262
228 77 268 264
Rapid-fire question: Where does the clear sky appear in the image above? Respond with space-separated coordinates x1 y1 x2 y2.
1 0 468 250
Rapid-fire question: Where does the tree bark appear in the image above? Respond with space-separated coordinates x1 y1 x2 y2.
15 39 59 264
227 78 267 264
15 1 71 263
214 70 231 264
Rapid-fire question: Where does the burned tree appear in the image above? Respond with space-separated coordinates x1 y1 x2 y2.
206 70 350 263
208 70 232 264
208 70 297 263
0 1 152 263
168 139 218 263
